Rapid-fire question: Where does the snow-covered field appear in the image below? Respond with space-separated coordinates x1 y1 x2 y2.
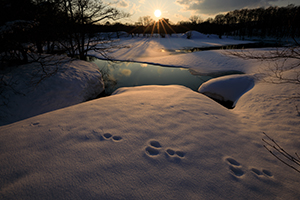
1 33 300 199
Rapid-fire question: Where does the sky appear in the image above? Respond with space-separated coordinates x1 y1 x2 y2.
106 0 300 24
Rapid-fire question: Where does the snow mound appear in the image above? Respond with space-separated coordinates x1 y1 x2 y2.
0 59 104 126
1 85 299 199
207 34 222 39
181 31 208 39
198 74 255 108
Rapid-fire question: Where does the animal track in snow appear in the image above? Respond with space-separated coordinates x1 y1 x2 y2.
225 157 274 179
225 157 244 177
30 122 40 126
226 158 241 166
145 140 162 156
103 133 112 139
112 136 122 142
229 165 245 177
166 149 175 156
150 141 162 148
145 146 160 156
96 131 122 142
262 169 273 177
250 168 273 177
165 148 186 158
251 168 263 175
145 140 186 161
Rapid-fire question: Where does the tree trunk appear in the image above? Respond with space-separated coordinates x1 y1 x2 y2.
79 52 87 61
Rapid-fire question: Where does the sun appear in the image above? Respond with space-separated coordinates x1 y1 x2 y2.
154 9 162 18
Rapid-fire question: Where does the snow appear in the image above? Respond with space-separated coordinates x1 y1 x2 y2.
0 57 104 126
1 33 300 199
180 30 220 39
198 74 255 107
88 33 255 68
180 30 208 39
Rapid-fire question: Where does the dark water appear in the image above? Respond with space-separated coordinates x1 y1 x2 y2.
88 57 243 97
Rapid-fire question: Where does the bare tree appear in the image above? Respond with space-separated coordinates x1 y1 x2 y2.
0 20 38 65
138 16 154 26
189 15 202 24
60 0 130 60
137 16 154 37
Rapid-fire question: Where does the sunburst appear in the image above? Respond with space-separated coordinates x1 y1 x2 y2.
154 9 161 18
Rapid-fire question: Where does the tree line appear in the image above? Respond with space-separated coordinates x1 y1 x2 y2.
199 4 300 39
128 4 300 39
1 1 299 67
0 0 128 66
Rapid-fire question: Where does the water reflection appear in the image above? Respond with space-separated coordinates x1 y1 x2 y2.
88 57 242 96
120 69 132 76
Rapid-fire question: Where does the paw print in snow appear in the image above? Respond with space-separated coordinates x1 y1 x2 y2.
144 140 186 162
145 141 162 156
250 168 273 178
102 132 123 142
226 157 245 177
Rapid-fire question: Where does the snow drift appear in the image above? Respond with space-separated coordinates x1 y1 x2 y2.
198 74 255 108
1 84 299 199
181 31 209 39
0 59 104 126
1 35 300 200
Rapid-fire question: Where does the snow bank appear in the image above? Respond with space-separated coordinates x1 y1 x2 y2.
94 37 258 74
179 31 222 40
198 74 255 108
1 85 299 199
180 31 209 39
0 59 104 126
1 36 300 200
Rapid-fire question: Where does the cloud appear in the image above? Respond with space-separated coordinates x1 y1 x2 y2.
174 14 189 21
130 3 141 14
139 0 145 4
117 0 129 8
175 0 277 15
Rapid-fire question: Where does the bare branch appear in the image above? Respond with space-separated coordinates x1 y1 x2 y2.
262 132 300 174
227 43 300 85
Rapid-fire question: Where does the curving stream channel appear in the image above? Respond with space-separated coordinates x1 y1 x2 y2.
87 41 281 108
88 57 243 98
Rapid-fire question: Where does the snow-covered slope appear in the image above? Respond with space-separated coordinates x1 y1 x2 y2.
1 85 299 200
0 59 104 126
1 36 299 199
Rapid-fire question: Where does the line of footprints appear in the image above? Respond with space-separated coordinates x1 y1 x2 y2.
145 140 186 160
226 157 273 179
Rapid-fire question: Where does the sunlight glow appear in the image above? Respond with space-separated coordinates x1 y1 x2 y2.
154 9 162 18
